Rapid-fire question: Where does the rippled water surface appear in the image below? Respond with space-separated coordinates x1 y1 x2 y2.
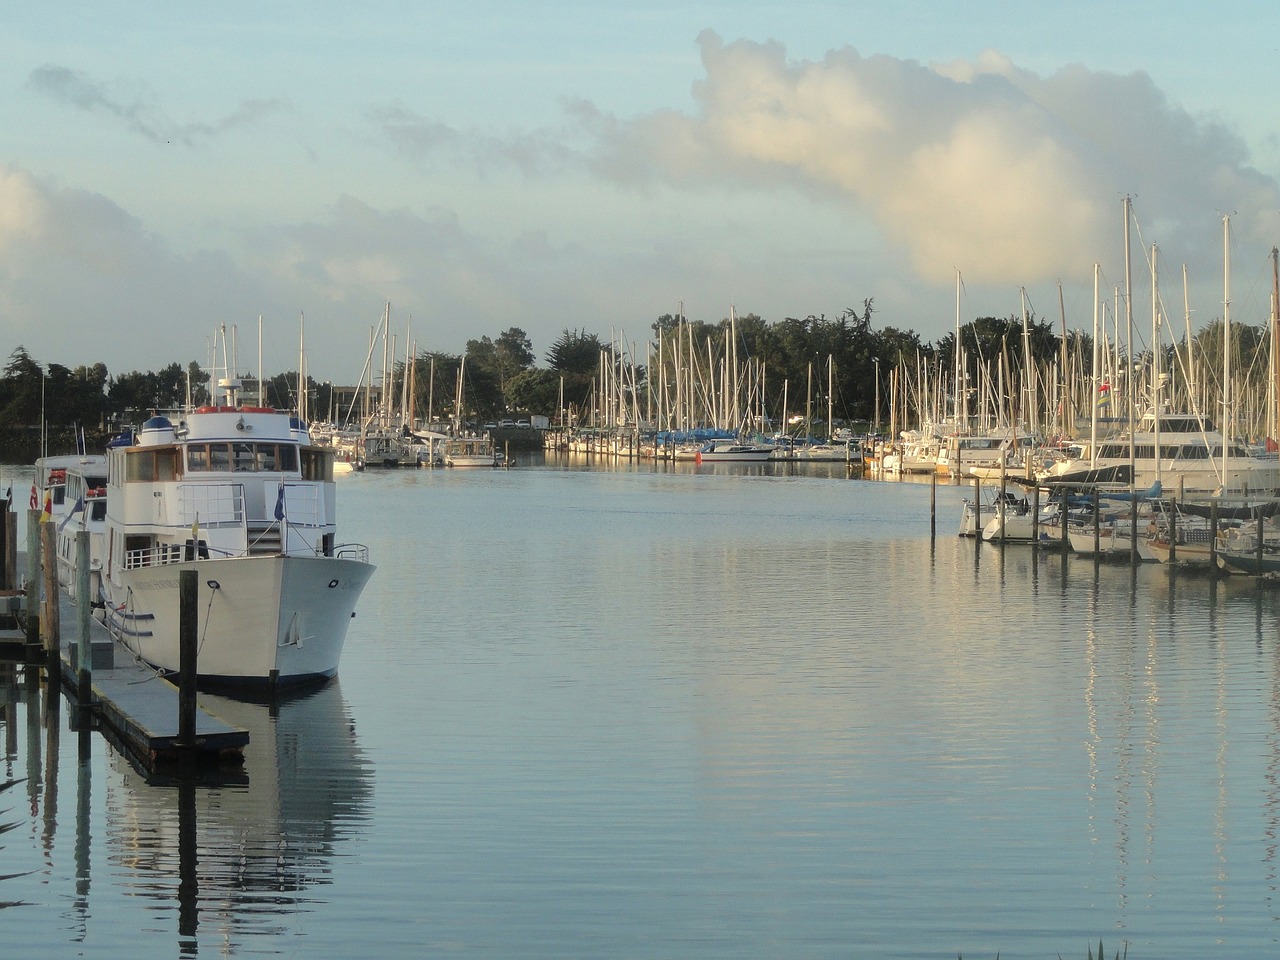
6 460 1280 957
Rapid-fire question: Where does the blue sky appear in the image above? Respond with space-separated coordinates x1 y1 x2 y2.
4 2 1279 383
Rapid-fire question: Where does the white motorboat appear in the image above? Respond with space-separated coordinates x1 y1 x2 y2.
694 439 775 463
443 435 503 467
1039 409 1280 497
98 378 375 692
34 453 109 601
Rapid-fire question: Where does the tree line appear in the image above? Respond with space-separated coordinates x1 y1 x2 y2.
4 302 1276 442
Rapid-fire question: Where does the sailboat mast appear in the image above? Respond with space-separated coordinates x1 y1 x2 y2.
1090 263 1100 467
1222 215 1231 485
1151 244 1161 488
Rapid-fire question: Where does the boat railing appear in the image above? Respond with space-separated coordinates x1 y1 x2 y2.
178 481 245 525
334 543 370 563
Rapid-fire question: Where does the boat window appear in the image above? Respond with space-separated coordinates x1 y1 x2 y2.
209 443 231 471
1160 445 1181 459
156 447 180 481
255 444 278 472
125 450 155 482
233 442 256 471
90 500 106 521
188 445 210 471
277 445 298 472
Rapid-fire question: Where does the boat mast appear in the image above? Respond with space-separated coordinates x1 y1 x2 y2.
1123 196 1134 491
1090 263 1100 467
1222 215 1231 487
1151 243 1161 488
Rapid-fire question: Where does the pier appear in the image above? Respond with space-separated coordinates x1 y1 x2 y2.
1 505 248 770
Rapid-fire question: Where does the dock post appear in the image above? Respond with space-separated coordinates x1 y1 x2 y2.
4 507 16 590
1092 492 1100 557
1168 501 1178 565
930 471 936 539
25 509 40 643
178 570 198 749
41 520 59 665
1209 503 1219 579
1060 488 1069 558
1031 484 1040 543
1257 507 1266 578
0 496 7 588
75 530 92 710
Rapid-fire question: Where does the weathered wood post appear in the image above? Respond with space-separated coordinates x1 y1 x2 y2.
75 530 92 709
25 509 40 643
1257 506 1266 577
930 471 937 540
1092 492 1101 557
41 520 59 667
4 507 16 591
0 496 7 589
1031 484 1041 544
1059 487 1069 558
1168 501 1178 565
1208 503 1220 579
178 570 198 749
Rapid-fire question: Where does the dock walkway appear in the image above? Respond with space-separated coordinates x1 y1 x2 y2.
0 584 250 768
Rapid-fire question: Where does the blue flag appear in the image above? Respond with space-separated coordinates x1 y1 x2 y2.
58 496 84 531
274 482 286 521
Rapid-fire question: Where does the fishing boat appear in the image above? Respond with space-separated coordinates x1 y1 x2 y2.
98 377 375 692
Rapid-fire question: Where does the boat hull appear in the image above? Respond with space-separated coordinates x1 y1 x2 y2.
104 554 375 691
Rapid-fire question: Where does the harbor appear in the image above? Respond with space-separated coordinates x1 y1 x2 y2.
6 460 1280 959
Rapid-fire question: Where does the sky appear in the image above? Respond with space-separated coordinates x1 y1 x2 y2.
3 2 1280 385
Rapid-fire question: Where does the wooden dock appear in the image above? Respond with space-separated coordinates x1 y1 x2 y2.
51 590 250 768
0 584 249 769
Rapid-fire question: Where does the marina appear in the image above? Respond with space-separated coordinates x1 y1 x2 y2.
7 458 1280 958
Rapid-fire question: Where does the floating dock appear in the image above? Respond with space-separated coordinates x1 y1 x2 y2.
1 583 249 769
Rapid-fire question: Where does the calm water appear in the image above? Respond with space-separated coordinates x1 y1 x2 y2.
5 458 1280 958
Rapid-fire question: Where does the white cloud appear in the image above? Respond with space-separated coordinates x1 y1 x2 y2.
581 31 1280 291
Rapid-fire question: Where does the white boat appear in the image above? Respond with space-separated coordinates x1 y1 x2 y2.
1039 409 1280 497
443 435 502 467
34 453 109 601
694 439 774 463
937 433 1035 479
99 379 375 692
958 489 1027 537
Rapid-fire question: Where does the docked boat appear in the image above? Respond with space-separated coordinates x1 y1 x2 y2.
1038 409 1280 497
35 453 109 601
98 379 376 692
694 439 775 463
443 435 503 467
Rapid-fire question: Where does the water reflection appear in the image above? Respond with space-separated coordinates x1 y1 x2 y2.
100 680 374 947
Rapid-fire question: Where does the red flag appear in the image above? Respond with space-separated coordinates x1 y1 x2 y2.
29 482 38 510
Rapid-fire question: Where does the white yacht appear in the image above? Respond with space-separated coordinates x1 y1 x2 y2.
1039 409 1280 498
99 378 375 692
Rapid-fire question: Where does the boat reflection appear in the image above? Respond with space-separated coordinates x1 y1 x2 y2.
102 679 373 943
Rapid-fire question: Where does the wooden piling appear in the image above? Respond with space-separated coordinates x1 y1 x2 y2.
75 530 91 708
4 508 16 591
1208 503 1219 579
41 520 58 663
1092 492 1100 557
25 509 39 643
178 569 198 749
930 472 937 539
